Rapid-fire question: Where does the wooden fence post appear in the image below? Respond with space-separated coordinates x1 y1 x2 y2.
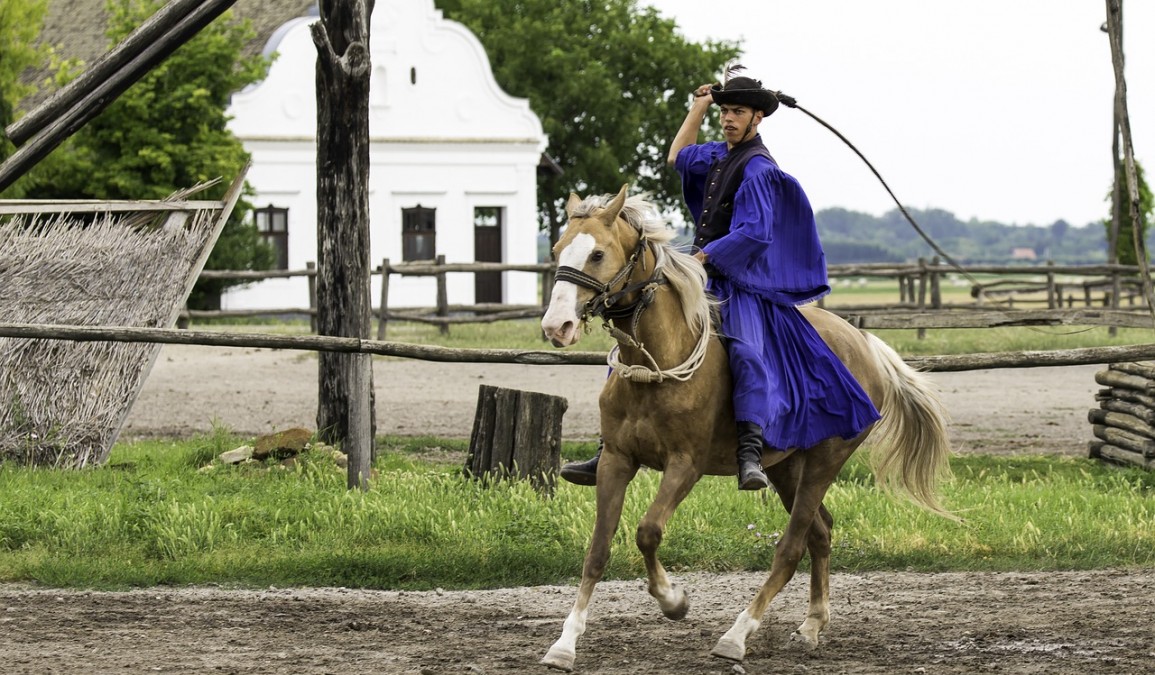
376 257 390 340
1046 260 1057 309
306 261 317 334
435 254 449 336
540 266 554 341
916 257 928 340
465 384 567 494
1109 266 1121 337
930 256 942 309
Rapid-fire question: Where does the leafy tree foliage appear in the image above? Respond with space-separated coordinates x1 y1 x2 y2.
1104 160 1153 267
437 0 739 241
29 0 274 308
0 0 50 197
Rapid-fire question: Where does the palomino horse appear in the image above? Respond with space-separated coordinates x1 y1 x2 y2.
538 185 953 671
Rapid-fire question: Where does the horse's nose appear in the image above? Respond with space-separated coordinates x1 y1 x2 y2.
541 316 577 347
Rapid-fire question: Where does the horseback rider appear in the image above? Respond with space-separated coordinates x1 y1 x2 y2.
560 67 881 490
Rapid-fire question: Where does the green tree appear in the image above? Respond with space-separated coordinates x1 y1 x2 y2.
30 0 274 307
437 0 739 243
1104 160 1153 267
0 0 50 197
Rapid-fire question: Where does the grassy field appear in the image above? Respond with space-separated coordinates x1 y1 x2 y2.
0 433 1152 591
2 311 1153 591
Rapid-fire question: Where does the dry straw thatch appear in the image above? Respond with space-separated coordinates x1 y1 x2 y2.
0 185 233 467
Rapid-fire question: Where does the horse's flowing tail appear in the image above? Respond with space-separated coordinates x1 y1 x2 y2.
862 332 958 520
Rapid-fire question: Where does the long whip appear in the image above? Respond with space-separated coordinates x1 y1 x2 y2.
773 91 980 287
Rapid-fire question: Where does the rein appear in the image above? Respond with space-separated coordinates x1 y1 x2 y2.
556 234 710 384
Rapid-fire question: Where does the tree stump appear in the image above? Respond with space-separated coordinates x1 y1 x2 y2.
465 385 567 492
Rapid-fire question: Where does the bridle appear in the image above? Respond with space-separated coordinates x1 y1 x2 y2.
553 229 710 384
553 234 666 336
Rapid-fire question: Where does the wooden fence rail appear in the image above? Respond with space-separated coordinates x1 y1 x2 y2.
5 321 1155 372
187 259 1155 335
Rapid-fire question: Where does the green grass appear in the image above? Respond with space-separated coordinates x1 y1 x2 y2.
4 317 1150 590
1 435 1152 590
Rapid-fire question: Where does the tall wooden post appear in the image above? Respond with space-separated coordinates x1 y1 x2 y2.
311 0 376 490
1104 0 1154 322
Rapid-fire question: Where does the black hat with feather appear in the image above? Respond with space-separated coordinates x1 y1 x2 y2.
709 64 780 116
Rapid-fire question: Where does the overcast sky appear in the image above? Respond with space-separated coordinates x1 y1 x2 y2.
642 0 1154 229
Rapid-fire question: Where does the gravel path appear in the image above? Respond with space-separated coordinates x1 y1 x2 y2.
122 343 1103 457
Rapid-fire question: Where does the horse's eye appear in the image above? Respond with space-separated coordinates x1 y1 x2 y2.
590 251 604 263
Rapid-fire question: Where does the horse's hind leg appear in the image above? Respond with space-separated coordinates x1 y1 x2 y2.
792 503 833 648
761 462 834 647
542 453 638 672
636 457 701 620
712 451 846 663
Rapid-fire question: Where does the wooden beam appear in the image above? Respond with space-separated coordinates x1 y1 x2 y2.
4 321 1155 372
0 0 237 192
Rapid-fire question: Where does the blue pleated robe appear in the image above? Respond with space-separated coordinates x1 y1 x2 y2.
676 140 881 450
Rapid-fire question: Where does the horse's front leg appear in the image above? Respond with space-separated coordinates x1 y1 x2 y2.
541 451 638 672
637 455 700 620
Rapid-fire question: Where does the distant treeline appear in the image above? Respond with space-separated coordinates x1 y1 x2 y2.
816 207 1115 265
541 206 1127 265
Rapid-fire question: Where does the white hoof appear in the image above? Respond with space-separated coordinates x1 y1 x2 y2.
710 636 746 662
658 586 689 620
541 646 575 672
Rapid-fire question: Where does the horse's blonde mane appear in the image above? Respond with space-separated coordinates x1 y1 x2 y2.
571 193 715 334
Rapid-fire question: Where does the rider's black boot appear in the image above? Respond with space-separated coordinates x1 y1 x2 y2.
559 440 602 486
736 421 770 491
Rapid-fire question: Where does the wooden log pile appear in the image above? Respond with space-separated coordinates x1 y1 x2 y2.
1089 362 1155 470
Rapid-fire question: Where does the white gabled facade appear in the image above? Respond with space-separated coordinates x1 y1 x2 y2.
223 0 547 310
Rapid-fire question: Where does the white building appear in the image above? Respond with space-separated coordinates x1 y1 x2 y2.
223 0 549 310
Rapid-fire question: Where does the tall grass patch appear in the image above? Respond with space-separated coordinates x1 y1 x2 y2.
1 439 1152 590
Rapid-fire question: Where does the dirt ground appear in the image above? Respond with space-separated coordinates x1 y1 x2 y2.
118 343 1105 457
2 569 1153 674
5 345 1153 674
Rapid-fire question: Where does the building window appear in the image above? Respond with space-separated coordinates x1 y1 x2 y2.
402 205 436 261
254 205 289 270
473 206 501 229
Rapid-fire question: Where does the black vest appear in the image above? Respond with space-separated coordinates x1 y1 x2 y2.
693 136 776 250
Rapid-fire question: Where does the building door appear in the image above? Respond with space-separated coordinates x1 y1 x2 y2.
473 207 503 303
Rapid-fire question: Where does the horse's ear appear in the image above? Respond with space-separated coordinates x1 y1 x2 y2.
598 184 629 227
565 193 582 217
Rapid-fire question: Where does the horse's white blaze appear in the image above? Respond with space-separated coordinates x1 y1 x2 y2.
541 233 597 346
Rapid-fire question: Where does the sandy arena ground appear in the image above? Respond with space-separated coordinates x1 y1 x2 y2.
118 343 1104 456
3 345 1152 674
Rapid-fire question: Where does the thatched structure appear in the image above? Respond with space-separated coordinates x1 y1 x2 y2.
0 177 243 467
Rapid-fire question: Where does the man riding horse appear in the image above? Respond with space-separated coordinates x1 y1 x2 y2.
560 67 881 490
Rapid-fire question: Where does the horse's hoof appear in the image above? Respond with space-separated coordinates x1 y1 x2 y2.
710 636 746 662
660 588 689 620
790 630 819 651
541 647 575 672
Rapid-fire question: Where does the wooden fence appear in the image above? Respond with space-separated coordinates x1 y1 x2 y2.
186 258 1155 335
192 256 555 338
